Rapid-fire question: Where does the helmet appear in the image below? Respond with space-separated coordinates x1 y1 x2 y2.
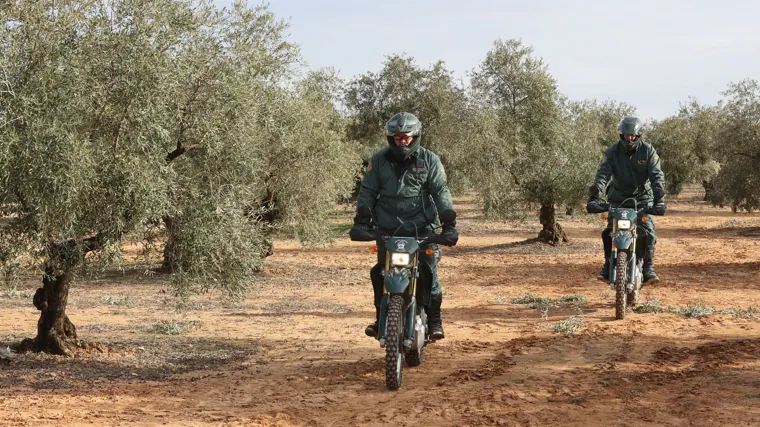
386 112 422 160
618 116 644 151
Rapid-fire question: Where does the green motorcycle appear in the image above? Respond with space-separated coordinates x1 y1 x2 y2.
351 227 444 390
589 198 655 320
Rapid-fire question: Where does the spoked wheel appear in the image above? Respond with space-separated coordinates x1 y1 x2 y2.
615 252 629 320
405 308 425 367
627 288 639 307
385 294 404 390
627 273 640 307
405 347 424 367
628 262 644 305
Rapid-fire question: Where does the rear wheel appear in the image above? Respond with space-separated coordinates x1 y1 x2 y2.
405 343 424 367
627 267 640 307
385 295 404 390
405 308 426 367
615 252 629 320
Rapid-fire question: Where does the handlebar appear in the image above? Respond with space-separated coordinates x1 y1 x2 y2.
349 227 388 242
587 201 662 216
350 226 451 246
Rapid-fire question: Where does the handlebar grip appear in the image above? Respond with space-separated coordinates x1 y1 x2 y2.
349 227 387 242
586 201 610 214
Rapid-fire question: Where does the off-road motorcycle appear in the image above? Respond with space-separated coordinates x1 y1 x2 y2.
588 197 655 320
351 226 445 390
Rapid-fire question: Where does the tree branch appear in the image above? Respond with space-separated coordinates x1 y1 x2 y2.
165 77 207 162
732 151 760 161
166 143 204 162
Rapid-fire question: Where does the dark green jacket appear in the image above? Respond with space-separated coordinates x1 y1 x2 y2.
592 140 666 206
357 147 454 235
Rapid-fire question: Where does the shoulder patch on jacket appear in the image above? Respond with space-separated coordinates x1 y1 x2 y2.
653 155 659 162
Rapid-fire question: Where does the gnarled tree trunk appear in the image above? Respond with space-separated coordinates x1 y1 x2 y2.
20 267 78 355
161 216 177 273
702 179 715 202
19 237 100 355
537 204 569 245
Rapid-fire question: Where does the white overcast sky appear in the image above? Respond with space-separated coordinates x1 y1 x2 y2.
214 0 760 120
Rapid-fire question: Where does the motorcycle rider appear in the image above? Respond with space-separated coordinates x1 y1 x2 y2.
587 116 666 284
349 112 459 340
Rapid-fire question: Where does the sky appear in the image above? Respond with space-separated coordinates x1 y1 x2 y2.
214 0 760 120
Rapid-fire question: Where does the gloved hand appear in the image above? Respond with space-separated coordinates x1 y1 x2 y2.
439 225 459 246
349 223 374 241
349 207 375 241
439 209 459 246
651 201 666 216
586 199 607 214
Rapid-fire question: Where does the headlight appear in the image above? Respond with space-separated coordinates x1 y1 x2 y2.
390 252 410 267
616 219 631 230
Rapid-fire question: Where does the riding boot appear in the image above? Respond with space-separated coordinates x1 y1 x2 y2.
427 293 444 340
365 305 380 337
597 228 612 281
643 247 660 284
366 264 384 337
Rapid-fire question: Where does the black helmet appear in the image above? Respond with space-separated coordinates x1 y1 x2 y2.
618 116 644 151
386 112 422 160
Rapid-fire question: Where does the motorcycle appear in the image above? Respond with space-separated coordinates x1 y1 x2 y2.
351 226 444 390
588 197 655 320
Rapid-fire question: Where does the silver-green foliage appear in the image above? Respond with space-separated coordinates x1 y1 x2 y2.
149 320 201 335
258 69 359 242
570 99 637 150
343 55 471 190
551 316 584 334
647 99 722 195
707 79 760 211
511 293 586 319
0 0 357 302
468 39 600 218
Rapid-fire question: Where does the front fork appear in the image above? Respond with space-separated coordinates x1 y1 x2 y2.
377 265 420 347
609 232 637 288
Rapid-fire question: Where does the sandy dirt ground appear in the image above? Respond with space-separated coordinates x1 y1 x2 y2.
2 187 760 426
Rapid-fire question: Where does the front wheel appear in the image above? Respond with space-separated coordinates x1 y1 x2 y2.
385 294 404 390
615 251 629 320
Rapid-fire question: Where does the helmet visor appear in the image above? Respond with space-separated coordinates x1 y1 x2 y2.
621 134 639 150
393 132 414 146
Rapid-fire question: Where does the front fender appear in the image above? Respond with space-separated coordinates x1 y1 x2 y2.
385 272 410 294
612 231 634 251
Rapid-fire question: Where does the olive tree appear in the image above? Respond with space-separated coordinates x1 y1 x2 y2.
706 80 760 211
343 55 471 190
468 39 599 243
252 69 359 242
0 0 355 354
647 99 722 195
570 99 637 149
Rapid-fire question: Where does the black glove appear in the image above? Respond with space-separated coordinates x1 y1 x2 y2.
651 201 666 216
349 223 374 241
438 209 459 246
349 207 375 241
586 199 605 214
439 226 459 246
